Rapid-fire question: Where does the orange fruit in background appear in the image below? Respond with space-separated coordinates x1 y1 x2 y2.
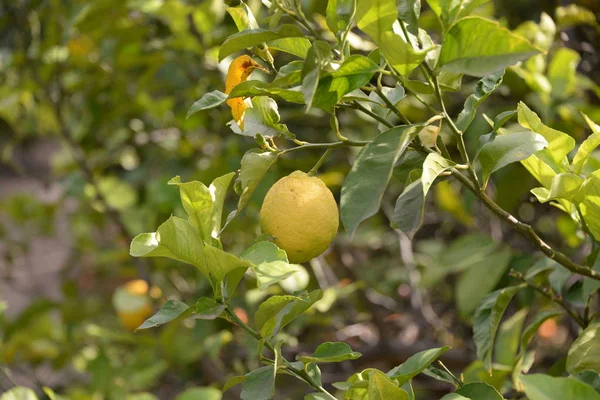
112 279 153 331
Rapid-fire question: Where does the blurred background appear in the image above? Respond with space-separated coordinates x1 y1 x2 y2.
0 0 599 399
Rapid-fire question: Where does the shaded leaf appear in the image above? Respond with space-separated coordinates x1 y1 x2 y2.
456 71 504 132
137 300 190 330
219 24 305 61
473 285 524 372
297 342 362 363
455 382 504 399
186 91 228 119
422 153 456 197
477 131 547 189
368 370 410 400
192 297 226 320
388 347 451 385
341 125 424 235
391 179 426 239
241 366 275 400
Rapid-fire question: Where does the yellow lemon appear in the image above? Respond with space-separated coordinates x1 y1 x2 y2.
260 171 339 263
112 279 153 331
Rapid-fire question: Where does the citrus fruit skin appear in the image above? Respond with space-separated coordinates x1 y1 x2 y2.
113 279 153 331
260 171 339 263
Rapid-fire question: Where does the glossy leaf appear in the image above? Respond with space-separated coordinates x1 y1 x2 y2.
473 285 524 372
203 244 252 298
209 172 236 237
426 0 490 31
302 41 333 110
255 290 323 338
388 347 451 385
234 96 293 138
219 24 305 61
0 387 39 400
312 55 379 110
186 90 228 119
567 322 600 374
341 124 424 235
578 171 600 241
297 342 362 363
477 131 547 189
456 71 504 132
269 38 312 59
137 300 190 330
521 374 600 400
572 113 600 174
438 17 539 76
548 48 580 99
241 241 300 289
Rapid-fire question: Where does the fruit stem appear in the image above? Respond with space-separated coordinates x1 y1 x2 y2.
308 148 333 176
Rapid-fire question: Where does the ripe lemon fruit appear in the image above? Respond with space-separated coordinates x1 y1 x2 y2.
260 171 339 263
112 279 153 331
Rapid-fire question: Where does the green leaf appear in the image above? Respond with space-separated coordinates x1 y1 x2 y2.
398 0 421 30
305 394 330 400
130 216 208 277
312 55 379 110
271 61 304 87
203 244 252 298
237 150 277 213
381 31 431 76
341 124 424 235
174 387 222 400
439 395 470 400
326 0 356 34
241 241 300 289
368 370 410 400
297 342 362 363
438 17 539 77
556 4 599 30
455 382 504 399
226 1 258 31
571 113 600 174
257 290 323 338
531 173 584 203
577 170 600 241
456 71 504 132
421 153 456 197
477 131 548 189
473 285 524 373
355 0 397 44
519 309 562 358
426 0 490 31
223 375 246 392
192 297 226 320
494 308 528 366
391 179 426 239
567 321 600 374
517 102 575 165
186 90 228 119
0 387 39 400
219 24 305 61
168 176 213 241
137 300 190 330
521 374 600 400
388 347 451 385
241 366 275 400
302 41 333 110
269 38 312 59
209 172 236 237
548 48 580 99
228 80 304 104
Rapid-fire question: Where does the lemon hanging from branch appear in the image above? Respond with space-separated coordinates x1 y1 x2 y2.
260 171 339 264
